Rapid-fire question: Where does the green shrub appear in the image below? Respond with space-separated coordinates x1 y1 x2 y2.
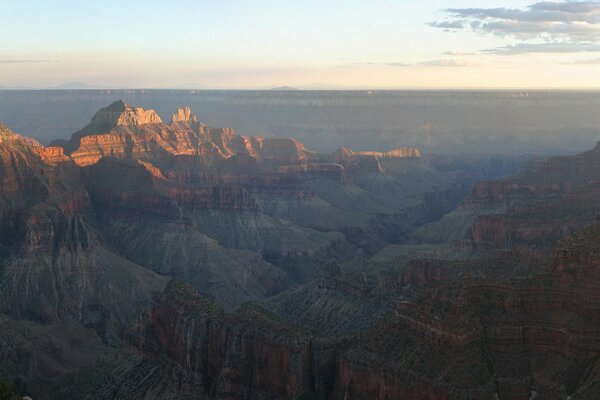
0 380 20 400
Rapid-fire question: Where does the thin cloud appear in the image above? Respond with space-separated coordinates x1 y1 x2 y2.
431 1 600 54
0 59 54 64
563 57 600 64
487 42 600 54
337 59 481 68
444 51 478 56
413 59 481 67
428 20 466 29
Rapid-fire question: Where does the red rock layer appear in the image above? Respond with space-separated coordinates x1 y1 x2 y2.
128 220 600 399
459 145 600 251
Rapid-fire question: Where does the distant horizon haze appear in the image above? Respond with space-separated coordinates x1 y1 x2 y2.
2 89 600 156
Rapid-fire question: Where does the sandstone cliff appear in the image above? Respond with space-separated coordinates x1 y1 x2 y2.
170 106 197 123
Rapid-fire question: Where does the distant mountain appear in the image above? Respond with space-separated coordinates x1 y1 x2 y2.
0 85 34 90
0 82 105 90
50 81 105 90
270 85 299 91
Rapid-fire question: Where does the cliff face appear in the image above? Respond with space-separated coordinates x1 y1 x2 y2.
123 218 600 400
51 100 319 167
0 124 48 202
126 282 316 399
0 125 167 346
88 99 163 128
416 142 600 253
170 106 197 123
34 146 70 165
354 147 421 159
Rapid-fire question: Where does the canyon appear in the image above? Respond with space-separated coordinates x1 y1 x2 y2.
1 100 599 399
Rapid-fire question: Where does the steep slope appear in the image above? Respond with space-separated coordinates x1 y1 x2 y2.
0 124 47 204
0 124 167 343
105 218 600 400
414 142 600 254
264 144 600 340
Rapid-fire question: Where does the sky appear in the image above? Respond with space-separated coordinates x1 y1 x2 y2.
1 0 600 89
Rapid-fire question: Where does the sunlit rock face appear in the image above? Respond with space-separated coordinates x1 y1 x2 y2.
51 100 322 167
34 146 70 165
0 124 48 200
90 99 163 127
355 147 421 158
47 101 424 180
170 106 197 123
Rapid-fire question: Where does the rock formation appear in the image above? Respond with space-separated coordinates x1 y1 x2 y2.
170 106 197 123
0 102 471 328
354 147 421 158
3 101 575 400
90 99 163 128
414 141 600 255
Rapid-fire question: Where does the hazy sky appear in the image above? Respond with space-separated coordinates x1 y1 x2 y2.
2 0 600 89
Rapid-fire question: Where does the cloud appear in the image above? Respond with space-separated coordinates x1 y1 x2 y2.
0 59 54 64
486 42 600 54
385 62 411 67
337 59 481 68
412 59 481 67
563 57 600 63
431 1 600 53
443 51 478 56
428 20 466 29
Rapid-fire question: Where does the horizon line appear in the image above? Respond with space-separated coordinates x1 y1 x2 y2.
3 87 600 92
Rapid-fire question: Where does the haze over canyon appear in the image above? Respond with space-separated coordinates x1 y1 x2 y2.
0 94 598 399
2 90 600 155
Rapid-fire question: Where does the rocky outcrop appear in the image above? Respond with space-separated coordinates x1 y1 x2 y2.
165 186 257 210
49 101 321 168
241 136 314 164
34 146 71 164
170 106 197 123
89 99 162 128
0 124 48 202
355 147 421 159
